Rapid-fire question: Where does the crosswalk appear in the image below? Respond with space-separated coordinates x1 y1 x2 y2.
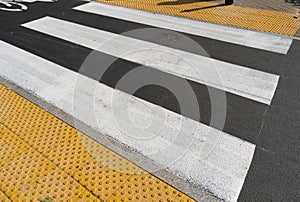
75 2 293 54
23 16 279 105
0 2 290 202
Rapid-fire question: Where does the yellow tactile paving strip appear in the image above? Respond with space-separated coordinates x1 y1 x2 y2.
0 190 11 202
95 0 300 36
0 124 99 202
0 84 195 202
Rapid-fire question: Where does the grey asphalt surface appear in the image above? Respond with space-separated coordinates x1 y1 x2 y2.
0 0 300 201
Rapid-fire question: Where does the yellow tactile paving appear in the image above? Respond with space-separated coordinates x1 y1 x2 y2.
0 125 99 202
0 84 195 202
95 0 300 36
0 190 11 202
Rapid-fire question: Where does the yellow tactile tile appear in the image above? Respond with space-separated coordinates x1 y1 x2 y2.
107 173 193 202
0 190 11 202
0 124 99 202
95 0 300 36
0 84 195 202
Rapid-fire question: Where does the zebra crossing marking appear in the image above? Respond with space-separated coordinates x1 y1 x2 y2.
23 16 280 105
0 33 255 201
74 2 293 54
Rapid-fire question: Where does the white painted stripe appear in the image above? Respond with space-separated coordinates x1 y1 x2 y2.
23 17 280 105
74 2 293 54
0 40 255 202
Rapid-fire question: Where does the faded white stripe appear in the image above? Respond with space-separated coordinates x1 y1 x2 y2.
23 17 279 105
74 2 293 54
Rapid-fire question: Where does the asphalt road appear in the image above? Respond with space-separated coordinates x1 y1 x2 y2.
0 0 300 201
